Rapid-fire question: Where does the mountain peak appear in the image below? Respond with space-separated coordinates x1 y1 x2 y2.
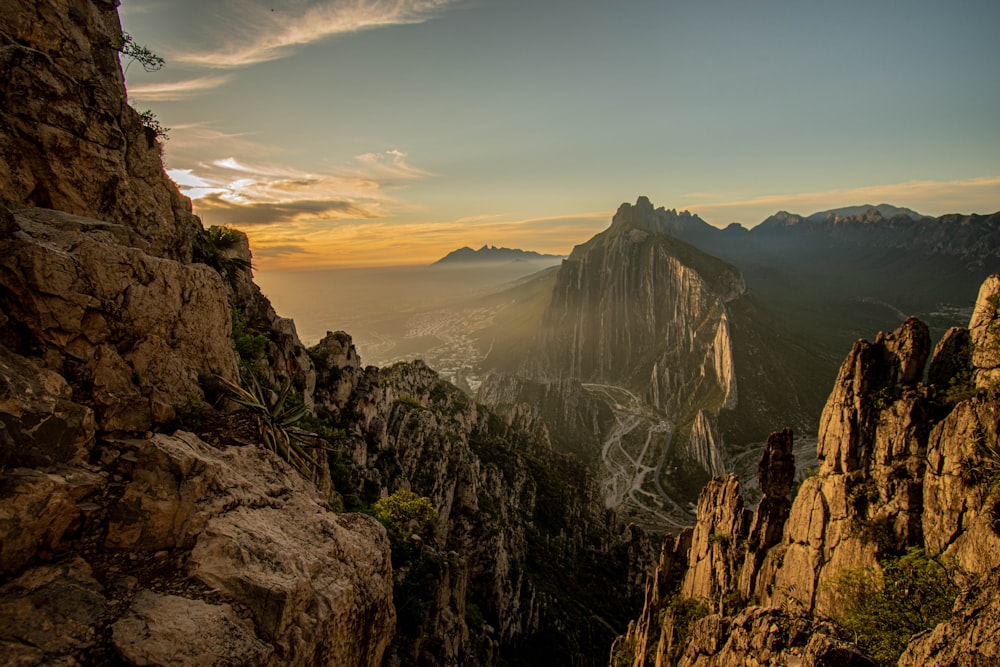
805 203 925 222
609 196 713 237
757 210 807 229
432 245 564 265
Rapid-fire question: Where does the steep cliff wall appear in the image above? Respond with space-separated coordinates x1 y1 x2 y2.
0 1 397 664
0 0 201 260
529 197 743 420
610 274 1000 666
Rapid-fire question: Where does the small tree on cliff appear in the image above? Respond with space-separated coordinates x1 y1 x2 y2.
111 31 169 140
112 31 165 74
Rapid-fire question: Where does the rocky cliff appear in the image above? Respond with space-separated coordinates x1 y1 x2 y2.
0 0 201 261
610 274 1000 666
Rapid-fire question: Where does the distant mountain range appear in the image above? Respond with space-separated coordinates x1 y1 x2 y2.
433 245 565 265
758 203 926 229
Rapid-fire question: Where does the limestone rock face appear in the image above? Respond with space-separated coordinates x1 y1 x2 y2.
0 430 396 666
0 345 94 469
530 198 743 422
970 273 1000 387
112 590 272 666
763 317 934 615
312 330 363 409
738 429 794 601
680 474 750 602
0 208 240 430
675 607 873 667
511 198 748 527
922 392 1000 577
816 316 930 475
612 274 1000 666
0 0 201 260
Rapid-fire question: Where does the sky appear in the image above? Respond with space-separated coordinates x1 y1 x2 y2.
119 0 1000 270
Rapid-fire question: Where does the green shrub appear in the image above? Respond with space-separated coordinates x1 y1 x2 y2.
707 532 731 546
231 308 270 361
136 109 169 140
395 394 428 411
610 638 636 667
659 595 709 652
830 547 958 666
194 226 252 277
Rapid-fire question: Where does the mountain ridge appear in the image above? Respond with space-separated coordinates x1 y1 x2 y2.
432 244 564 265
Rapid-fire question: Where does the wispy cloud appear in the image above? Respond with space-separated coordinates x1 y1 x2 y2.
681 177 1000 227
354 150 431 180
176 0 460 68
126 75 232 101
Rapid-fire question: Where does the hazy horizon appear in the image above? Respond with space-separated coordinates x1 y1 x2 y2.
120 0 1000 270
255 260 561 358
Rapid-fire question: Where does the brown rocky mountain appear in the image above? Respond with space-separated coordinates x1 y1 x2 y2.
0 2 651 665
611 276 1000 665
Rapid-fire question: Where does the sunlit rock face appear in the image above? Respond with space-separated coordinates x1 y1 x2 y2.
612 274 1000 667
529 196 743 419
508 197 746 527
0 0 201 260
0 207 240 431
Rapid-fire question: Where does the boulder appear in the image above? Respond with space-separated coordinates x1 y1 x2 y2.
112 590 272 666
105 431 396 666
0 208 240 431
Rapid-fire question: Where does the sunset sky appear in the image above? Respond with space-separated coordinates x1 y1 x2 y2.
120 0 1000 270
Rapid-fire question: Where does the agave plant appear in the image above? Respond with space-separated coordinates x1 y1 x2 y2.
217 373 331 481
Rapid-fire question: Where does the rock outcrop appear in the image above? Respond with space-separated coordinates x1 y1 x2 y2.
1 207 240 431
0 0 201 260
1 429 395 666
611 274 1000 666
